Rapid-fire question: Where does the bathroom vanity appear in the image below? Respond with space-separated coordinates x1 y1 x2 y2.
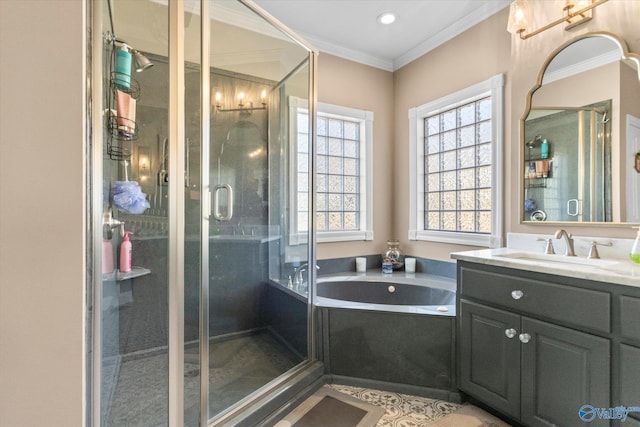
452 249 640 427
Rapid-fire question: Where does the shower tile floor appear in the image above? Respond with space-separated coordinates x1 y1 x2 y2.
103 330 302 427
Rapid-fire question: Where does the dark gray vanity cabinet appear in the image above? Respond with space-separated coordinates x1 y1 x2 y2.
618 293 640 427
457 261 620 427
519 317 609 427
459 300 521 418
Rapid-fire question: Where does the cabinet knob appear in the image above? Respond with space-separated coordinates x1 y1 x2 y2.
519 333 531 344
511 290 524 300
505 328 517 339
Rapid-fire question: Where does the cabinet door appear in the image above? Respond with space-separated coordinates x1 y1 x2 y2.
459 300 521 419
521 317 610 427
619 344 640 425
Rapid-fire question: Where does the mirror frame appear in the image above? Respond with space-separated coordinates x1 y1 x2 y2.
520 31 640 226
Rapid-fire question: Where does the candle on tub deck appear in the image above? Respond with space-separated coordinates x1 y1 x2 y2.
405 258 416 273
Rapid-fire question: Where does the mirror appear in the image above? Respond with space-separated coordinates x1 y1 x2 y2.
521 33 640 224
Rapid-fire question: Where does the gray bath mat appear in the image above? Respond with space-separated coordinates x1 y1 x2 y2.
274 387 385 427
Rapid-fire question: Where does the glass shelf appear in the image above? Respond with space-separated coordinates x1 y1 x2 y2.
102 266 151 282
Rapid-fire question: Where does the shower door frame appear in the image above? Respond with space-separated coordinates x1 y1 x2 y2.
89 1 318 426
87 0 210 426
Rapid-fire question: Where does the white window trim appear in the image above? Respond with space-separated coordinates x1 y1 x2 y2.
289 96 309 246
408 74 504 248
289 96 374 244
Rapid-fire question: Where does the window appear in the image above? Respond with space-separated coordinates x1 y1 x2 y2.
291 97 373 243
408 74 504 247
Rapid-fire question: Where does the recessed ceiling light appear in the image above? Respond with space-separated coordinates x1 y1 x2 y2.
377 12 397 25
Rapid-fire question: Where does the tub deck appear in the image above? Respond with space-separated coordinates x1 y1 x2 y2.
315 271 456 316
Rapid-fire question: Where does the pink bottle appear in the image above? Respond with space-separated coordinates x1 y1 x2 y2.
119 231 133 273
102 238 114 274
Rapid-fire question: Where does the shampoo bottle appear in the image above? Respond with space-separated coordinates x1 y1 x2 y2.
631 227 640 264
541 139 550 159
102 238 114 274
115 44 132 89
119 231 133 272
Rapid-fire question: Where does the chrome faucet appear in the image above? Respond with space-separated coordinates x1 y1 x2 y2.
554 229 576 256
293 263 320 290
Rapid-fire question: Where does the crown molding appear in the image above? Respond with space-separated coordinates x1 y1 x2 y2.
299 1 509 72
542 49 621 84
393 2 510 70
300 33 395 72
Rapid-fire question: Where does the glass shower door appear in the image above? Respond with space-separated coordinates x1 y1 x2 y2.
523 100 611 222
96 0 172 425
93 1 316 425
206 0 313 420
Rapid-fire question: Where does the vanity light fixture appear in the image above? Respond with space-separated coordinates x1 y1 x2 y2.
377 12 397 25
214 89 268 113
507 0 609 40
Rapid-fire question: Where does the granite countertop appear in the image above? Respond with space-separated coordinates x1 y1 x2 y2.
451 247 640 288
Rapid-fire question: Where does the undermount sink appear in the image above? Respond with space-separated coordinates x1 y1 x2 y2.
494 252 619 268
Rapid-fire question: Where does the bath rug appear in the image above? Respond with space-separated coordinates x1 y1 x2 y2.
328 383 461 425
428 404 511 427
274 386 385 427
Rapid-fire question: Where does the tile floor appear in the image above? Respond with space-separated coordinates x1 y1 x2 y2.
327 384 462 426
103 333 506 427
103 331 301 427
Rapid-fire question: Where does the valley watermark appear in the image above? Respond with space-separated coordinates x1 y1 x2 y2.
579 405 640 423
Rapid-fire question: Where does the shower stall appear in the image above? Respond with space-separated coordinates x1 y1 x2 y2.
90 0 318 425
524 100 612 222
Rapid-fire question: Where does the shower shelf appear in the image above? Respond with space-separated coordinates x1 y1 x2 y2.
106 140 130 160
103 266 151 282
117 266 151 281
525 178 547 189
110 72 141 99
105 66 141 161
107 115 138 141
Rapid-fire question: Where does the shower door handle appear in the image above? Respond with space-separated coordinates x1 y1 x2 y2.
203 190 212 220
567 199 580 217
213 184 233 221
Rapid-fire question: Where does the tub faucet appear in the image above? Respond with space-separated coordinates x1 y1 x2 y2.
554 229 576 256
293 263 320 289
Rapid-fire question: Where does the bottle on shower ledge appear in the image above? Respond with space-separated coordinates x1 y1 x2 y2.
102 238 114 275
119 231 133 273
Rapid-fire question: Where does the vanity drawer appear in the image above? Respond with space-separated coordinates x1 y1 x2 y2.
459 266 610 333
620 295 640 341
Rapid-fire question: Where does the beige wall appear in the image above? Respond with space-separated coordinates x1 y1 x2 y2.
319 1 640 263
393 9 512 262
316 54 395 259
0 1 86 426
620 58 640 221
